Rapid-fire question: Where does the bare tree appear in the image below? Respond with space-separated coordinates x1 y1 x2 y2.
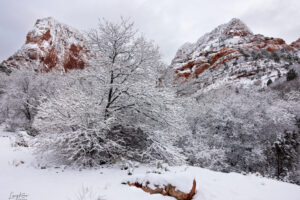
87 18 163 119
0 68 58 132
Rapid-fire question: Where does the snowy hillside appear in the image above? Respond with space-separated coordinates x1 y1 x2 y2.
1 125 300 200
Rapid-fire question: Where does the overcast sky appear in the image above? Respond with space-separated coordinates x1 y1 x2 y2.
0 0 299 63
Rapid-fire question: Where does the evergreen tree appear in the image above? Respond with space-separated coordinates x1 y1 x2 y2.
267 79 272 86
272 130 299 180
286 69 298 81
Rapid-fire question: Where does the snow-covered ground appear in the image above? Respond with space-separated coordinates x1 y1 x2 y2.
1 125 300 200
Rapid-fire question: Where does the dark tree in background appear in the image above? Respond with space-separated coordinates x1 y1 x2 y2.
267 79 273 86
286 69 298 81
272 130 299 180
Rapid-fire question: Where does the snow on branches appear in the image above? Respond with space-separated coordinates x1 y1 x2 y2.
33 18 187 167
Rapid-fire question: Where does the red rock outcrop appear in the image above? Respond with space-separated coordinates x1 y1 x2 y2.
126 180 196 200
1 17 92 72
169 18 299 90
290 38 300 49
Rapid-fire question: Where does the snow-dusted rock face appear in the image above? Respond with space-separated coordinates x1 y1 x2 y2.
291 38 300 58
169 18 300 91
291 38 300 49
1 17 92 72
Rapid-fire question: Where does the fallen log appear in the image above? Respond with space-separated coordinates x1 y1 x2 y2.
125 179 196 200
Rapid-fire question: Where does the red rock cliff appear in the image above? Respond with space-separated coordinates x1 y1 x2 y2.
1 17 92 72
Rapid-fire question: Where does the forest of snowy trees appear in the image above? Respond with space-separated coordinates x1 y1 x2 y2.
0 18 299 184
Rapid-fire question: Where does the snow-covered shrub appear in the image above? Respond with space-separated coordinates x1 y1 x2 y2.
34 81 116 166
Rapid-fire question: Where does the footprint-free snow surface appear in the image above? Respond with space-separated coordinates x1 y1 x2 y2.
1 126 300 200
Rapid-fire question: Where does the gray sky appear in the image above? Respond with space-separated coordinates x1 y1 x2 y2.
0 0 299 63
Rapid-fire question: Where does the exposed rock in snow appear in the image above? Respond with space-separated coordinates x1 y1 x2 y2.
290 38 300 49
1 17 92 72
168 18 300 92
291 38 300 58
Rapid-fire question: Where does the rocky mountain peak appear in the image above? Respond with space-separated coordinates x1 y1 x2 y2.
168 18 299 93
291 38 300 49
1 17 92 72
221 18 253 37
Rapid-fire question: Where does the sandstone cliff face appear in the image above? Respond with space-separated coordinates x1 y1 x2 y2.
290 38 300 49
168 18 300 92
1 17 92 72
